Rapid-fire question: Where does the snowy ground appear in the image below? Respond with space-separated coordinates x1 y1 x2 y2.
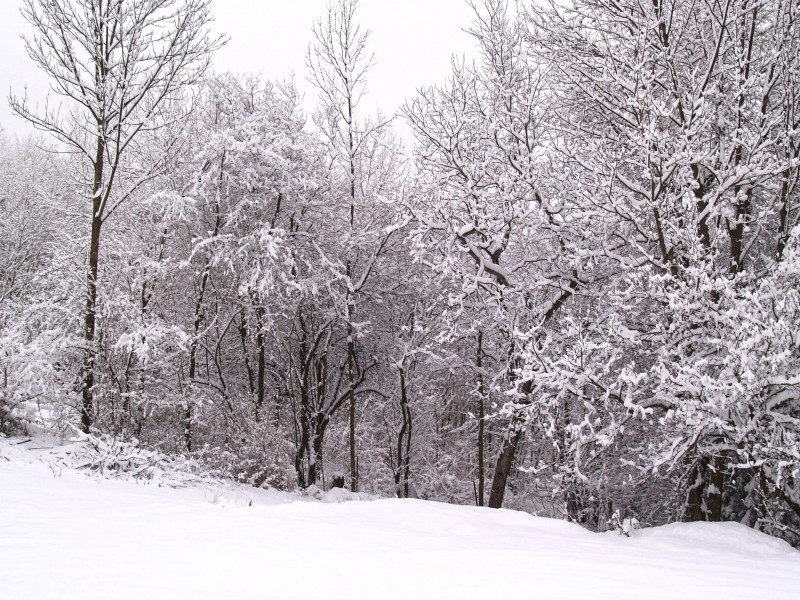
2 436 799 600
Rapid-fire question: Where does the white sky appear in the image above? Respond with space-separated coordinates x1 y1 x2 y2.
0 0 478 144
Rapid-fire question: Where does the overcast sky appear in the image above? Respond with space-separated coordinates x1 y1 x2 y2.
0 0 477 144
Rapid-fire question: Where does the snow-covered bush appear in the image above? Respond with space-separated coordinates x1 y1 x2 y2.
52 428 213 486
201 418 298 491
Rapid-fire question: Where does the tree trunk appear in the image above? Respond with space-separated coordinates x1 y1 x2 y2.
294 308 314 488
237 314 256 399
309 413 329 487
705 455 726 522
255 305 266 421
295 383 311 489
347 79 358 493
186 267 211 452
488 375 532 509
684 457 706 521
776 174 791 262
684 452 726 522
80 137 105 433
488 421 525 508
184 154 224 451
476 330 485 506
346 288 357 492
395 366 412 497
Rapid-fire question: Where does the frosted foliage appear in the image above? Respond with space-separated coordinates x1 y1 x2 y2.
401 0 799 541
3 0 800 552
509 0 800 541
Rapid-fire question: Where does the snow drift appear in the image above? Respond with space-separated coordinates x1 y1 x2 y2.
1 436 798 600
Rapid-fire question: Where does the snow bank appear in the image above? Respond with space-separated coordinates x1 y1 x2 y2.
1 436 798 600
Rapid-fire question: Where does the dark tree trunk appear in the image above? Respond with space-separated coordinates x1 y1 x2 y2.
184 152 225 451
346 290 357 492
186 269 210 453
776 175 792 262
705 455 726 522
255 305 266 421
295 313 311 489
488 421 525 508
395 367 412 497
476 330 485 506
488 375 532 509
309 413 328 487
237 314 256 398
683 455 726 522
295 383 311 489
684 458 705 522
80 136 105 434
347 99 358 492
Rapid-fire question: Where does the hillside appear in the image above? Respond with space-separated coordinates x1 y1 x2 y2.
1 435 799 600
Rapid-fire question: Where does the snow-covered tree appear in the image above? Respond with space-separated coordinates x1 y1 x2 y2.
529 0 800 536
306 0 407 490
10 0 224 433
404 0 593 508
0 134 83 433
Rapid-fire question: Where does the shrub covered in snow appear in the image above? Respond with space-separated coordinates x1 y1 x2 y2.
51 428 214 487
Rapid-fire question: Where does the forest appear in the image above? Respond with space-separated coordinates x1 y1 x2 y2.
1 0 798 547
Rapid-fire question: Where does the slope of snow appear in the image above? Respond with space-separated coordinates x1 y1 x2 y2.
1 437 799 600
